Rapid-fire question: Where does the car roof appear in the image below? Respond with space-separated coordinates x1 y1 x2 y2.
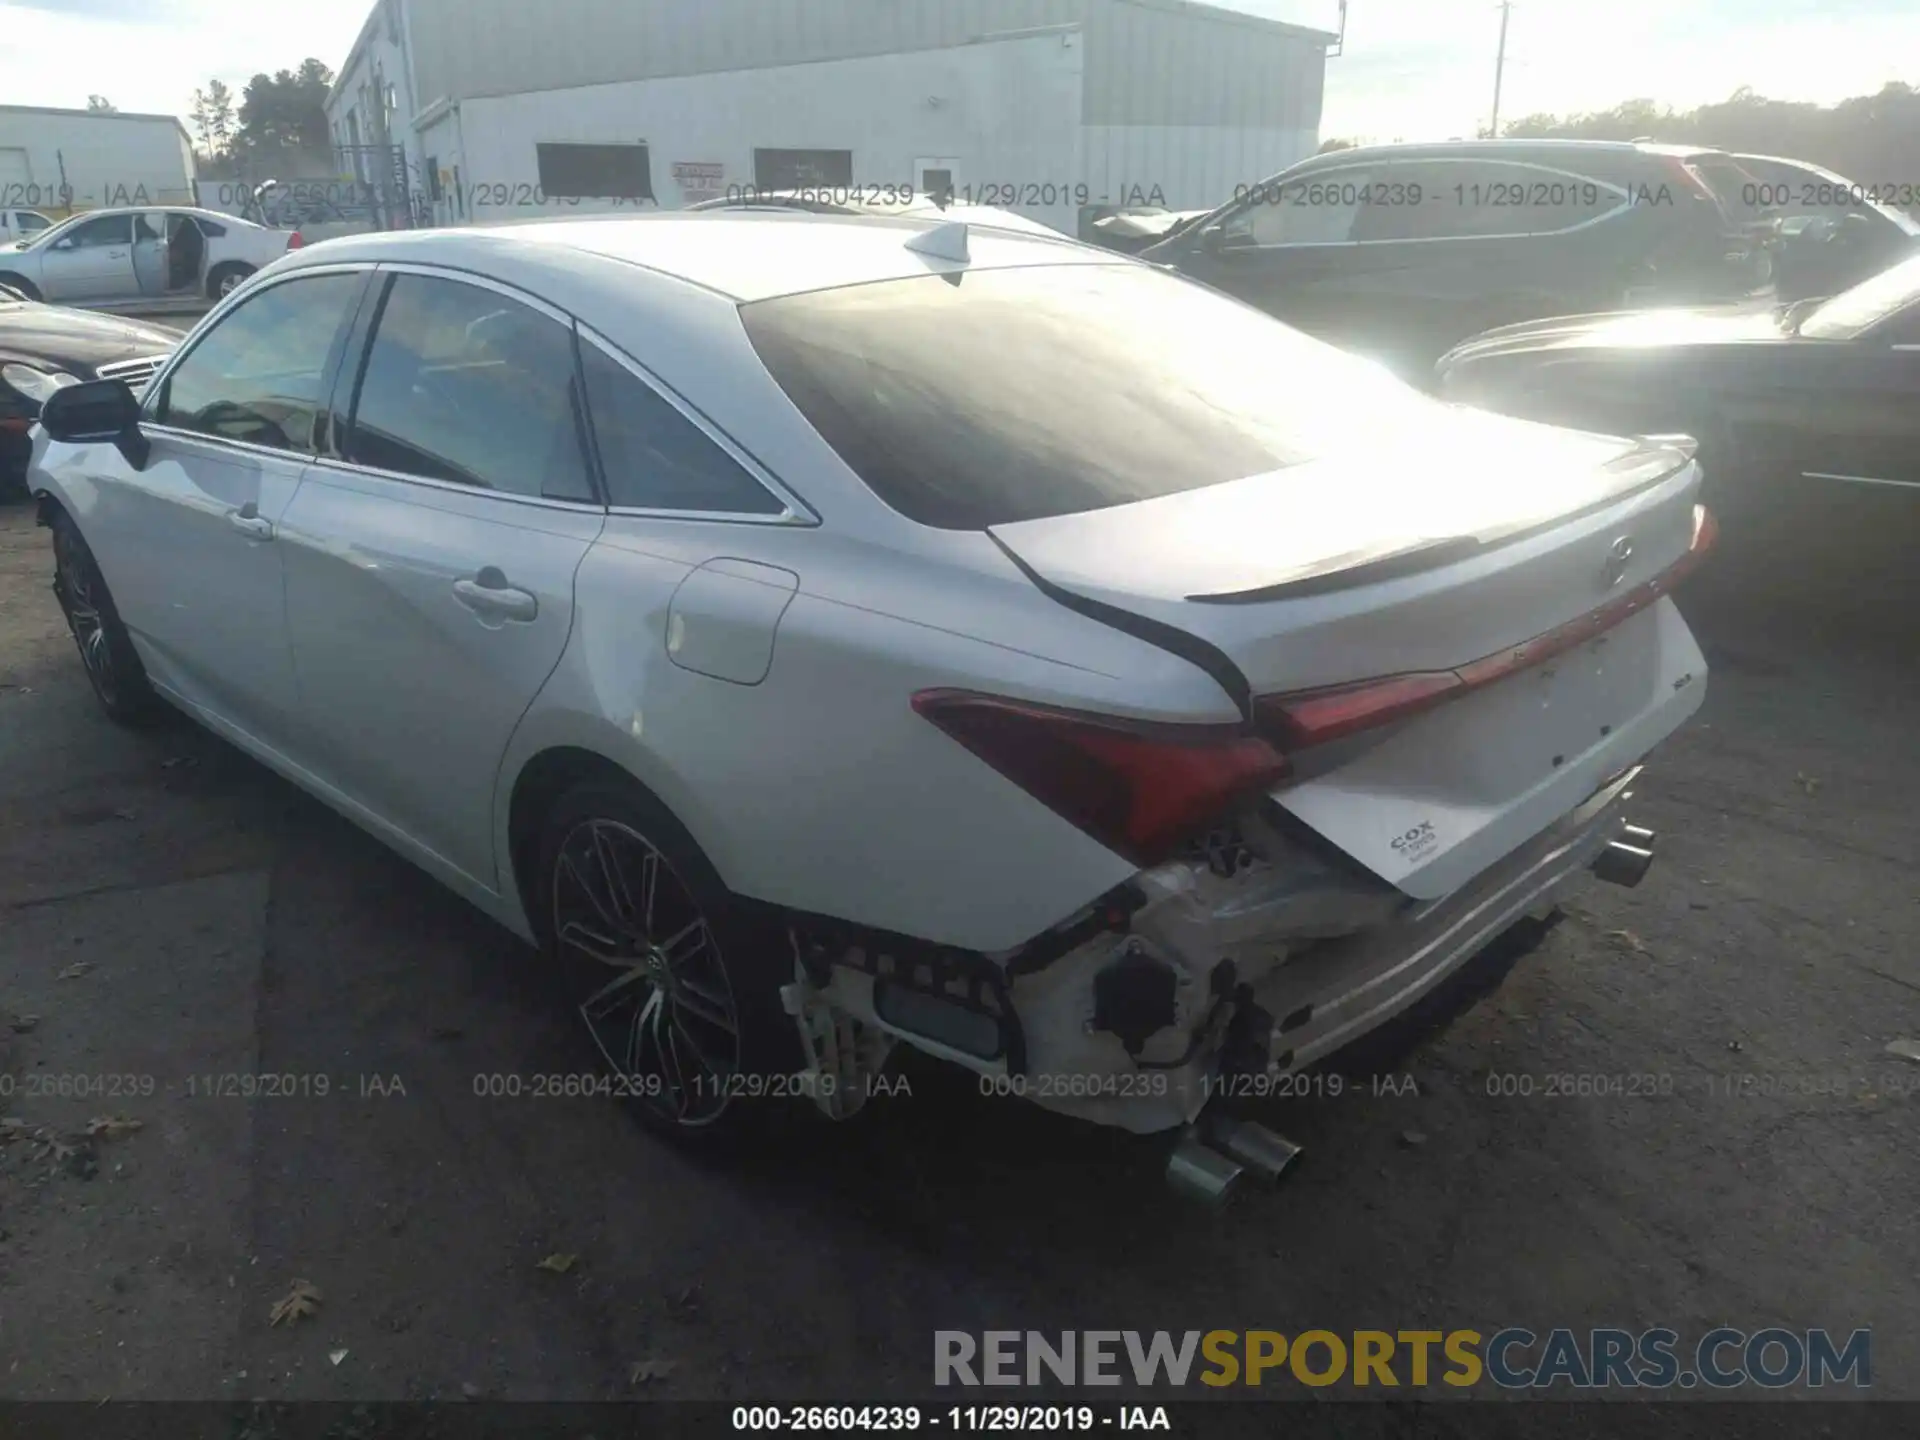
1290 138 1724 169
290 210 1113 303
47 205 252 224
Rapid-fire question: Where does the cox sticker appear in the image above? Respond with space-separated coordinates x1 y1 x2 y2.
1390 820 1440 865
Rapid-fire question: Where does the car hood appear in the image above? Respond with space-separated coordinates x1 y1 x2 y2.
1442 306 1786 368
0 303 180 370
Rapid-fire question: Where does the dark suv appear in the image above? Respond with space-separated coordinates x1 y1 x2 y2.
1143 139 1774 382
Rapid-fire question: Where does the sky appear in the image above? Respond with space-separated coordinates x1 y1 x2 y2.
0 0 1912 147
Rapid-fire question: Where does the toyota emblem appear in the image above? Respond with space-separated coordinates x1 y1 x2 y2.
1603 535 1635 588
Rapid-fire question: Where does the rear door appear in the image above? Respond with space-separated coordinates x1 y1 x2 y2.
277 265 605 891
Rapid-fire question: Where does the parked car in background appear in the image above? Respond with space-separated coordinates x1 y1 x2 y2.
0 209 55 244
1142 140 1775 382
0 206 302 311
25 213 1711 1188
0 289 176 496
686 188 1070 239
1733 153 1920 302
1435 250 1920 592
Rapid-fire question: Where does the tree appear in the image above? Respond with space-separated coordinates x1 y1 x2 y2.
189 78 238 163
86 95 117 113
232 59 336 163
1486 81 1920 214
191 79 237 161
1317 137 1358 153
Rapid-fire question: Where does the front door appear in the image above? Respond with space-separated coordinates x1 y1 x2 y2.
278 267 604 890
92 267 372 743
37 213 137 301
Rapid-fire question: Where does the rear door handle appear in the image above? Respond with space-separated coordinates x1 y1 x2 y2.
228 503 274 540
454 566 538 623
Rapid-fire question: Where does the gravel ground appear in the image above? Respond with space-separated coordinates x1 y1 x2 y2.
1 493 1916 1417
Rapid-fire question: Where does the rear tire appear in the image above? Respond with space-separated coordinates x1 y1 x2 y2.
206 262 253 300
49 511 165 727
533 778 803 1143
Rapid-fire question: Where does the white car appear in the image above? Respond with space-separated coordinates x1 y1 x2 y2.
0 209 55 244
25 212 1712 1196
0 205 301 311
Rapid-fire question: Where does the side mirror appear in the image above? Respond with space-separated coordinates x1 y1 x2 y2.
52 236 76 251
39 378 150 469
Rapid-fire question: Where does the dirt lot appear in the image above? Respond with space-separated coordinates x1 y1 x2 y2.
1 494 1917 1414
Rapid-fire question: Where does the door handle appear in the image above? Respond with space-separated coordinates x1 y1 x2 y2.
227 502 275 540
454 566 538 622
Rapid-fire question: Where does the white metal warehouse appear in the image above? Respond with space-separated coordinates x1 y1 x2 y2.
0 106 198 216
327 0 1332 236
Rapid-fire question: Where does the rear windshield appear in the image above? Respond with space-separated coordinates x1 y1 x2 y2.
740 262 1434 529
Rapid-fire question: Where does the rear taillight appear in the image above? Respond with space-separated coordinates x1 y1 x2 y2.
1258 504 1719 750
911 690 1289 866
286 231 305 249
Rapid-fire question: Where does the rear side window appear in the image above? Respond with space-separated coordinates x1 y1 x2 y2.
1353 162 1625 241
153 271 362 452
580 340 782 514
741 262 1435 530
347 273 594 501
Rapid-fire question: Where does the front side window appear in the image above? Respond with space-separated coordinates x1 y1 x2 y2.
346 273 594 500
742 262 1435 529
1224 168 1376 246
16 212 51 234
152 271 363 452
581 340 782 514
59 214 134 249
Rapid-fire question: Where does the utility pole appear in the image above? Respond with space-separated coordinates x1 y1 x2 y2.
1490 0 1512 138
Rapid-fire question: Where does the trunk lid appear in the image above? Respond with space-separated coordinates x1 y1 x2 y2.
990 411 1711 898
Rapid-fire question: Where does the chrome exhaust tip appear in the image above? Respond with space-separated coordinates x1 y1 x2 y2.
1620 823 1657 848
1592 840 1655 889
1166 1133 1244 1207
1206 1116 1304 1185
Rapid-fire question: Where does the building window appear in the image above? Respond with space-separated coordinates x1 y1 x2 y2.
534 142 655 201
754 148 854 191
425 156 442 202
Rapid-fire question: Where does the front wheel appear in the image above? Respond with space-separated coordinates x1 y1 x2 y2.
0 273 40 302
535 780 801 1141
49 512 164 726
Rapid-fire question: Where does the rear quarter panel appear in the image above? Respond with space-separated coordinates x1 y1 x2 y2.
496 521 1240 954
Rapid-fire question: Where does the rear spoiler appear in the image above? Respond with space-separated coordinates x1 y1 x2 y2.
1191 436 1700 606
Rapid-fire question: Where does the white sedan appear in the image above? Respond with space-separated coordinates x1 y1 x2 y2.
25 211 1712 1196
0 205 301 311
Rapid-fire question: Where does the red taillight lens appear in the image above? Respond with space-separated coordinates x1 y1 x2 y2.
1256 670 1462 750
287 231 305 249
911 691 1290 866
1259 504 1719 751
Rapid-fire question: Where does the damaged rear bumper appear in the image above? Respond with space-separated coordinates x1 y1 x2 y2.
998 766 1646 1135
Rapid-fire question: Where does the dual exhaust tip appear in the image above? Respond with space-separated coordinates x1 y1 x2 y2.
1593 823 1657 889
1166 1116 1302 1206
1168 819 1657 1203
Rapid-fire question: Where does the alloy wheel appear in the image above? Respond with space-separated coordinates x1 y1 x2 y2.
551 818 742 1127
54 529 118 706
